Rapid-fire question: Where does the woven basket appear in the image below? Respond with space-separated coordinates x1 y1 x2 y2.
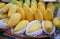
0 29 49 39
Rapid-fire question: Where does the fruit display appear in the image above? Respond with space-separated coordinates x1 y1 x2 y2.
0 0 60 38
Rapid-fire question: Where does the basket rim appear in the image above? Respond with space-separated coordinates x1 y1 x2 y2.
0 29 49 38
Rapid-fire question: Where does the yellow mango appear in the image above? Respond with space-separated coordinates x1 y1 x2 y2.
7 13 21 28
53 17 60 28
47 2 54 12
16 1 23 7
38 2 46 19
23 3 34 21
44 21 53 32
14 20 29 32
28 22 42 33
0 14 7 19
1 3 12 14
17 7 25 20
31 0 37 12
31 2 37 13
8 5 17 18
0 3 5 8
34 9 43 21
45 8 54 21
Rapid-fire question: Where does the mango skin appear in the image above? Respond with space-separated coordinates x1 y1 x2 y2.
7 13 21 28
